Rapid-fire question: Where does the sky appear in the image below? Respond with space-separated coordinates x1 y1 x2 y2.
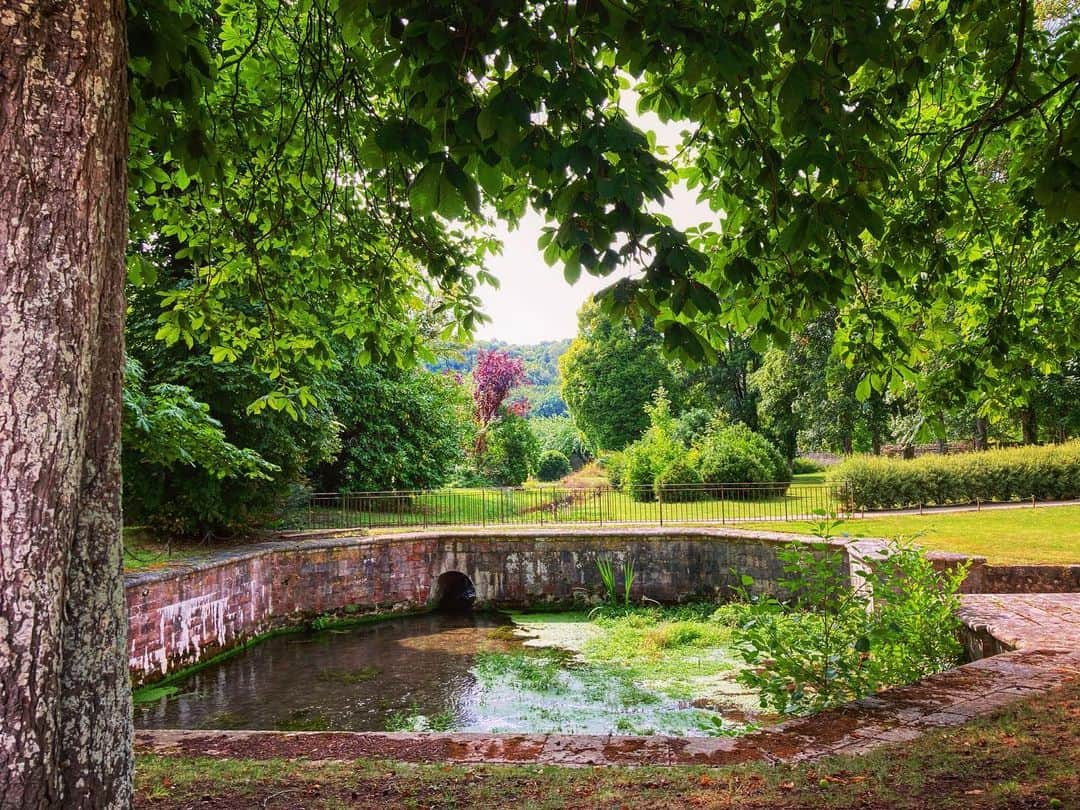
473 101 716 344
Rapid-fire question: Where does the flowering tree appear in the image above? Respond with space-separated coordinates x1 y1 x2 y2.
471 350 527 453
473 350 527 426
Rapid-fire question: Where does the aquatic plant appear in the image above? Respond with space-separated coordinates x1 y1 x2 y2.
131 685 179 704
596 555 618 603
315 665 380 684
595 553 637 605
622 556 637 605
274 709 331 731
473 651 567 694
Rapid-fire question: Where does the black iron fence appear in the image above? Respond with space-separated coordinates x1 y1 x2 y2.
300 482 851 532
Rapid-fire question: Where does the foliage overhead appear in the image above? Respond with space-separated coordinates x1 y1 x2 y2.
127 0 1080 414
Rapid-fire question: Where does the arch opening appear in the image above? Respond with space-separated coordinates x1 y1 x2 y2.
432 571 476 613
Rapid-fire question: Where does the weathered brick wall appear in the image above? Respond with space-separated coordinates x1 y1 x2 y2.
924 551 1080 594
125 528 837 686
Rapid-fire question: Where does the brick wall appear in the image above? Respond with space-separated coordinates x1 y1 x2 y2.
125 527 840 686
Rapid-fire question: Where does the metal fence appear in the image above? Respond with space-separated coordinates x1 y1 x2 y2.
301 482 851 532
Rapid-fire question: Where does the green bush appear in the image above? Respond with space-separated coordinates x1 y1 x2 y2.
792 457 825 474
831 442 1080 510
619 387 686 501
601 450 626 488
694 423 790 496
536 450 572 481
734 518 966 715
623 444 658 502
530 415 592 466
482 413 540 486
654 459 704 501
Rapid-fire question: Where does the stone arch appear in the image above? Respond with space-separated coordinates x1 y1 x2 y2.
431 571 476 612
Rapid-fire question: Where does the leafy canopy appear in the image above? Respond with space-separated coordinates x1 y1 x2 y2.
128 0 1080 409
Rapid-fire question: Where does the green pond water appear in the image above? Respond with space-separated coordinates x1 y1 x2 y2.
134 608 767 737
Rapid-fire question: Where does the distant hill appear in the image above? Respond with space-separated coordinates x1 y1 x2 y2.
431 339 573 417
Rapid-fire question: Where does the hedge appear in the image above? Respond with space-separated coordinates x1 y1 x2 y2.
830 442 1080 510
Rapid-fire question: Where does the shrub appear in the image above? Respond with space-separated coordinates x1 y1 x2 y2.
672 407 716 447
536 450 572 481
694 422 790 497
623 444 658 501
734 518 966 715
530 415 592 466
654 459 704 502
482 413 540 486
601 450 626 488
831 441 1080 510
792 457 825 474
620 387 687 501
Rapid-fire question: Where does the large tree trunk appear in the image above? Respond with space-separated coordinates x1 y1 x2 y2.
0 1 132 807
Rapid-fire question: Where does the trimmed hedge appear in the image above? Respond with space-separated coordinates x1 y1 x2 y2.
831 442 1080 510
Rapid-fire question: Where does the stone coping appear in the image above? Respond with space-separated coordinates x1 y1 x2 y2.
128 529 1079 595
135 593 1080 767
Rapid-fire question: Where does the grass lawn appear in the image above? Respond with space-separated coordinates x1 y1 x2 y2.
133 677 1080 808
736 505 1080 565
298 482 844 533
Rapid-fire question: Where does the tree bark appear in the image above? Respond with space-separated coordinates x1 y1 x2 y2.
974 416 989 451
1020 405 1038 445
0 1 132 807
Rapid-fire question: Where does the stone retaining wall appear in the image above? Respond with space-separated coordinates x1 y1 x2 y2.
925 551 1080 594
126 527 1079 687
126 528 843 686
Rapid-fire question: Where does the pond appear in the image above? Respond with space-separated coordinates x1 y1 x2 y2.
134 607 769 737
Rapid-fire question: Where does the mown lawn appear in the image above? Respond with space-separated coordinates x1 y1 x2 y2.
299 481 844 533
134 677 1080 808
737 505 1080 565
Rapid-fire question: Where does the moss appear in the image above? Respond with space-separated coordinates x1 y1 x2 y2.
132 685 180 704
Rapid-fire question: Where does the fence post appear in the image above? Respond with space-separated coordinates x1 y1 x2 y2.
658 491 663 526
482 489 486 527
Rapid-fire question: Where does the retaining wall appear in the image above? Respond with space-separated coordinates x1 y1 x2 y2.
125 528 846 686
126 528 1079 687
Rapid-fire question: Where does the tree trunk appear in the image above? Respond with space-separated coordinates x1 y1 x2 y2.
974 417 989 451
0 1 132 807
1020 406 1038 445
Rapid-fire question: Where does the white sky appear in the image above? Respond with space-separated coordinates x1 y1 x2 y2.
474 101 717 344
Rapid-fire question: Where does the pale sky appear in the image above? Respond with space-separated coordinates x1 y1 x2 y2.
474 100 717 344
